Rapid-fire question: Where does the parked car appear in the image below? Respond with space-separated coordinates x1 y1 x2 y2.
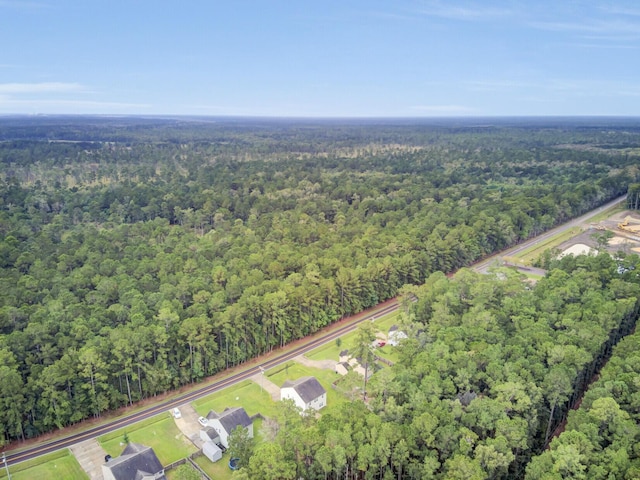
198 416 207 426
172 407 181 419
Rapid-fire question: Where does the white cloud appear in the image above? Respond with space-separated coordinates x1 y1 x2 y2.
414 1 513 21
531 19 640 37
0 82 85 94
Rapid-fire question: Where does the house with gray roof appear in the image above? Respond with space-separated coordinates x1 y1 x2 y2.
202 406 253 448
281 376 327 412
388 325 408 346
102 443 165 480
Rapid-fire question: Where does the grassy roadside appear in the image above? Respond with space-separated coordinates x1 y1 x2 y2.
0 450 87 480
98 415 196 465
514 226 582 265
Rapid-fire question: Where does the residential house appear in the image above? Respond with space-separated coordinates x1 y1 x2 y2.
203 406 253 448
281 376 327 412
102 443 165 480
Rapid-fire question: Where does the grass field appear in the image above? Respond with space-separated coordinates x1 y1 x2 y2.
194 452 234 480
192 379 278 419
514 226 582 264
308 311 402 362
0 449 87 480
98 414 196 465
374 344 401 364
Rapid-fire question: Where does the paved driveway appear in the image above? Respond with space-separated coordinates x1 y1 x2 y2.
69 439 109 480
172 403 204 449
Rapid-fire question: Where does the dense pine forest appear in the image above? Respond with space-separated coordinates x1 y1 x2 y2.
2 116 640 478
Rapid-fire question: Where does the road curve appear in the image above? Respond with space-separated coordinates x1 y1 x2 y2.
3 194 628 468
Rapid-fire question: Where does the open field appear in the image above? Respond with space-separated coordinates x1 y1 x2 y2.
192 379 278 419
98 415 196 465
0 449 87 480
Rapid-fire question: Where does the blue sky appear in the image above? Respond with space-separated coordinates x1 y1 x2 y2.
1 0 639 116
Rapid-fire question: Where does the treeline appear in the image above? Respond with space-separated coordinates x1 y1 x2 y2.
526 297 640 478
0 118 639 445
233 254 640 479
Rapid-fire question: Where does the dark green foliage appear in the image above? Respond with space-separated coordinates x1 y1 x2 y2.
627 183 640 210
1 117 639 452
526 298 640 478
240 254 640 480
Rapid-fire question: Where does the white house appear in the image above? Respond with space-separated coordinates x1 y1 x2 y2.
102 443 165 480
280 376 327 412
203 407 253 449
388 325 408 346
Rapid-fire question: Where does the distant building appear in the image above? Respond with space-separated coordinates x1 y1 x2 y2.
102 443 165 480
388 325 408 346
281 376 327 412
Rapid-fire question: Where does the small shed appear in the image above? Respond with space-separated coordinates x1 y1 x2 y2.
203 441 223 463
334 361 351 376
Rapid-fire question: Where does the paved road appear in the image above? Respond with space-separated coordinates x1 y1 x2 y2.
473 195 626 273
3 299 400 468
2 194 628 469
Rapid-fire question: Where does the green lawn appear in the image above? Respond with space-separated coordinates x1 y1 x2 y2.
194 452 234 480
0 449 87 480
98 414 196 465
372 311 401 333
267 361 346 408
374 344 401 364
515 226 581 264
308 311 402 362
192 380 278 419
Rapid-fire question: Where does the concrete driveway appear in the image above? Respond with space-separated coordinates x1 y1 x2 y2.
172 403 204 449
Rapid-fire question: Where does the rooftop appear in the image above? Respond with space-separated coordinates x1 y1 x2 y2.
282 376 326 403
